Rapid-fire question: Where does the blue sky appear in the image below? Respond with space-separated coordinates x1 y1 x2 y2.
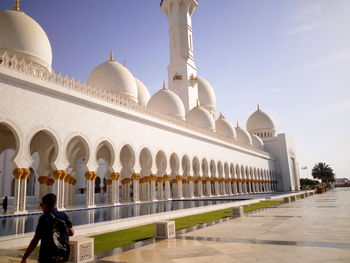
2 0 349 179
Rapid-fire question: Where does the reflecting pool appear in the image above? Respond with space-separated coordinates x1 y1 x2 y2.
0 199 247 237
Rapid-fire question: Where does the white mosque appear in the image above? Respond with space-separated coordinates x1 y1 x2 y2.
0 0 300 214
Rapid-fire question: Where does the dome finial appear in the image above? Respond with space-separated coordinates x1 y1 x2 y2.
162 80 167 90
196 99 200 107
236 121 240 127
219 112 225 120
13 0 20 11
109 50 114 62
257 104 260 111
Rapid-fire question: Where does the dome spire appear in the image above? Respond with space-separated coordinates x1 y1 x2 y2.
218 112 225 120
13 0 20 11
196 99 200 107
162 80 167 90
257 104 260 111
109 50 114 62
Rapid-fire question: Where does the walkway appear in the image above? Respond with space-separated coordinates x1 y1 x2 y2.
98 188 350 263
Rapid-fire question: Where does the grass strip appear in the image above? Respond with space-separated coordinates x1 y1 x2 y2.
243 200 282 213
92 200 282 253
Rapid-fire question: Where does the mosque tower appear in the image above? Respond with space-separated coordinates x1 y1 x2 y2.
160 0 199 113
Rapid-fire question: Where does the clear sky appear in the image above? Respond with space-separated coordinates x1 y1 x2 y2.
1 0 349 179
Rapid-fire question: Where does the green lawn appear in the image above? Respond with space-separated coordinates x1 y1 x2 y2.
92 200 282 253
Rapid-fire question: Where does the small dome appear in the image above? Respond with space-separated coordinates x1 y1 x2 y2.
236 125 252 145
186 106 215 132
135 78 150 106
197 76 216 115
147 87 185 120
246 106 276 133
0 9 52 69
215 113 236 139
86 57 138 102
251 134 264 150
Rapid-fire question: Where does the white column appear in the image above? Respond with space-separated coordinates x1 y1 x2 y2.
158 179 164 200
175 176 184 199
214 181 220 196
150 176 157 201
197 179 203 197
132 174 140 203
188 178 195 198
12 169 22 213
205 179 212 196
164 176 171 200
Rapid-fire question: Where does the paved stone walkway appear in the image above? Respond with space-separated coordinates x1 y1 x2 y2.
99 188 350 263
1 188 349 262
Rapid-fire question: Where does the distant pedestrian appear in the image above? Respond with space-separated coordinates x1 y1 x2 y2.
21 193 74 263
2 196 7 214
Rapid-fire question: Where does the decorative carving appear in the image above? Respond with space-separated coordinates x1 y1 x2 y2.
53 170 62 180
13 168 23 179
173 73 182 81
110 172 120 180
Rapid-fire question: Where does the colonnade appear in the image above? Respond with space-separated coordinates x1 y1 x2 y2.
0 123 278 214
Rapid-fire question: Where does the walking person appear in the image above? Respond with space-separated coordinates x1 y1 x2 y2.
2 196 7 214
21 193 74 263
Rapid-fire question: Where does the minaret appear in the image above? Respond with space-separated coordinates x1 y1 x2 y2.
161 0 199 113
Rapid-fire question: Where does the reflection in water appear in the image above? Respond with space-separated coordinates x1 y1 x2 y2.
0 199 240 237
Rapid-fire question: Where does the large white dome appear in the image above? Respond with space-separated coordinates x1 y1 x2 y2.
86 58 138 102
236 125 252 145
135 78 150 106
215 113 236 139
186 106 215 132
251 134 264 150
0 9 52 69
197 76 216 115
147 87 185 120
246 107 276 132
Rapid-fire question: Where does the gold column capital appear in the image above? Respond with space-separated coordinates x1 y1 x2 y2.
13 168 23 179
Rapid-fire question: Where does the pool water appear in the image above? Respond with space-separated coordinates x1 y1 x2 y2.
0 199 247 237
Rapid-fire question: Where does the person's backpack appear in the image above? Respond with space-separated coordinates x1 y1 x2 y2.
47 213 70 263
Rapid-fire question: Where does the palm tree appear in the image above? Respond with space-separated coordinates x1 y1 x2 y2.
311 162 335 186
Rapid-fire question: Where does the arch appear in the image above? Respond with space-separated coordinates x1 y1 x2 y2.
245 166 249 179
170 153 179 177
156 150 167 176
139 147 152 177
236 164 240 178
210 160 216 177
29 129 59 198
66 135 90 194
230 163 235 178
181 155 190 178
66 135 90 168
217 161 223 178
120 144 136 179
253 167 257 179
95 139 116 166
192 157 200 177
95 140 115 196
0 122 20 154
241 165 245 179
0 122 20 197
249 167 253 179
224 162 229 178
30 129 59 166
201 158 208 177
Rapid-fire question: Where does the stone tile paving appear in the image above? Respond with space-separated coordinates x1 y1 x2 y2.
99 188 350 263
2 189 349 263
